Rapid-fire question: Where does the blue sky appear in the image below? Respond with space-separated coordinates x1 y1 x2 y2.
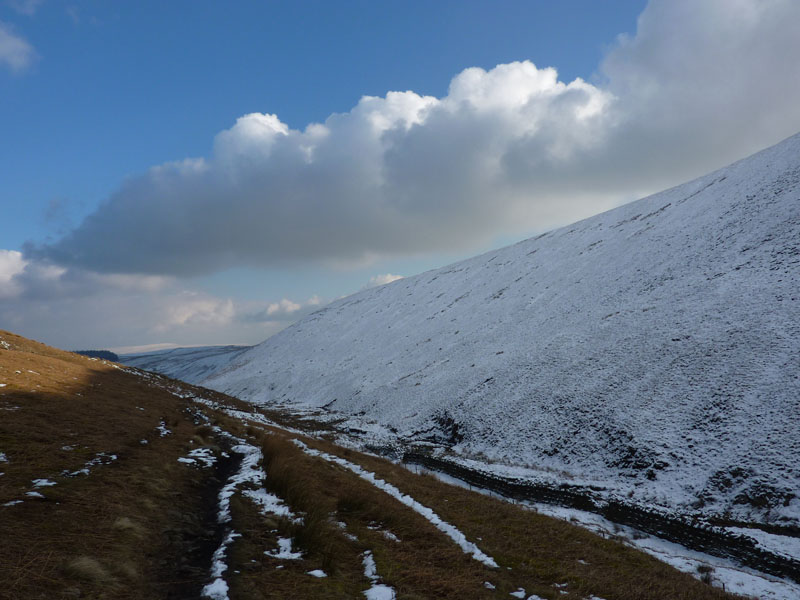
2 0 799 352
2 1 644 249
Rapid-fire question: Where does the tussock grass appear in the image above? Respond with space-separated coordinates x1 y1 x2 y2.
64 556 116 585
112 516 146 538
298 435 744 600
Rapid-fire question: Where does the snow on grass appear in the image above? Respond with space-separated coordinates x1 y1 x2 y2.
0 452 7 462
62 452 118 477
25 491 44 498
202 438 260 599
2 500 22 507
530 502 800 600
178 447 217 468
224 405 308 436
203 434 302 597
509 588 526 598
293 439 498 568
629 532 800 600
725 527 800 561
411 461 800 599
32 478 56 488
242 487 299 522
216 441 262 524
156 420 172 436
264 537 303 560
361 550 396 599
335 520 359 541
364 584 396 600
203 530 241 600
307 569 327 578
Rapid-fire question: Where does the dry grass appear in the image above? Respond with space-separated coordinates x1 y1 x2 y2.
285 435 749 600
0 329 752 599
0 330 233 599
63 556 116 585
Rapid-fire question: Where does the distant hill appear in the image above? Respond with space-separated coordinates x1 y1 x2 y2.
189 132 800 529
74 349 119 361
120 345 251 383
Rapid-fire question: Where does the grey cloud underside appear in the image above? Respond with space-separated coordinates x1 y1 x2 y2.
28 0 800 276
30 104 613 276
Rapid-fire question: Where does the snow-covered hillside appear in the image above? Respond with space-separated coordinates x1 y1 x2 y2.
199 134 799 527
121 345 251 384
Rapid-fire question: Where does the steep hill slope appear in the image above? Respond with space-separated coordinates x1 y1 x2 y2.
203 133 800 528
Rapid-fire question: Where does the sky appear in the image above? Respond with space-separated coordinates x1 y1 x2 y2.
1 0 800 353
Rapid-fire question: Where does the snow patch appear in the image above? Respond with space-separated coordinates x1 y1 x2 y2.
293 439 497 568
242 487 299 522
363 585 396 600
62 451 117 477
32 478 56 488
307 569 327 578
264 537 303 560
202 530 241 600
178 447 217 468
360 550 397 599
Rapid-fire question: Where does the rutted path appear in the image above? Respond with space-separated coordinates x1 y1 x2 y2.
163 437 242 600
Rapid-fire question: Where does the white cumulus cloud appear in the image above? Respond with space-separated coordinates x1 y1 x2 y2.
266 298 301 316
0 250 27 298
365 274 404 288
17 0 800 285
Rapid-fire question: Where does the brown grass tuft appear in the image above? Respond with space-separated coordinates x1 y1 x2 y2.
64 556 116 585
112 516 146 538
